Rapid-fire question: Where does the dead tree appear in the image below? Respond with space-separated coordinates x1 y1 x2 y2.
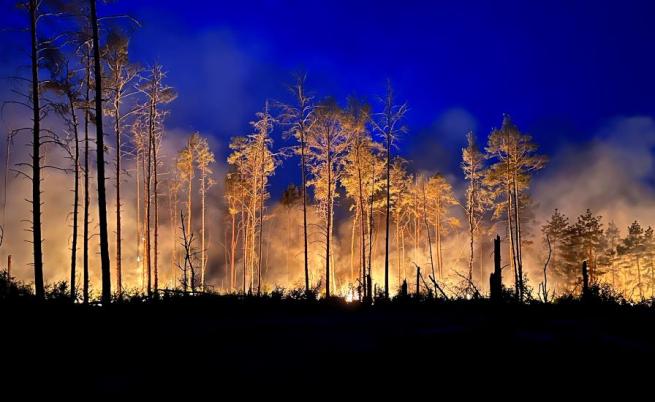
90 0 112 304
28 0 45 299
178 211 196 293
540 234 552 302
582 260 589 300
490 235 502 301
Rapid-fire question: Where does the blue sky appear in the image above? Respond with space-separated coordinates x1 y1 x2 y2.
2 0 655 188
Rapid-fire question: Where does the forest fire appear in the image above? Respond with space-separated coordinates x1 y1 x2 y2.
2 0 655 397
0 0 654 307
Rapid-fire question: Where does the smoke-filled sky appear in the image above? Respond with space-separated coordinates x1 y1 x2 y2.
2 0 655 185
1 0 655 293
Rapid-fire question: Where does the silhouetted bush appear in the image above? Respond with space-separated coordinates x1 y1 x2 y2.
0 271 33 301
45 281 71 303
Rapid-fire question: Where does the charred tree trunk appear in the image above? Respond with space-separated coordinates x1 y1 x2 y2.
300 130 309 294
29 0 44 300
490 235 502 301
83 46 91 305
90 0 112 304
582 260 589 300
68 93 80 300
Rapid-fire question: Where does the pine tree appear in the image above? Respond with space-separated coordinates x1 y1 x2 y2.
89 0 112 304
103 28 140 296
137 65 177 294
617 221 646 300
176 136 196 291
371 82 408 298
227 106 277 294
484 115 546 300
306 100 352 297
559 209 603 292
194 135 215 291
461 131 490 286
279 76 314 294
425 173 459 280
542 209 570 293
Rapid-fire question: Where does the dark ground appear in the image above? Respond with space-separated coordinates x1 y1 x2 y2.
1 297 654 398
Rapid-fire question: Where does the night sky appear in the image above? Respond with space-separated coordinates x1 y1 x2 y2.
2 0 655 195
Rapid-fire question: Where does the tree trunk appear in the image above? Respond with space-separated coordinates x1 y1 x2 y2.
114 92 122 297
29 0 44 300
145 101 153 295
300 131 309 293
187 164 193 292
230 212 236 291
325 138 332 299
384 132 390 298
90 0 112 304
68 94 80 300
356 146 367 298
422 183 436 283
350 209 357 284
242 210 247 294
257 139 265 297
200 169 207 291
83 46 91 304
153 134 159 294
169 183 177 289
512 178 523 301
490 235 502 301
136 147 141 290
582 260 589 300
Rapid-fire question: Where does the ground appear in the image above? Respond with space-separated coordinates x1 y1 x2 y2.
1 297 653 398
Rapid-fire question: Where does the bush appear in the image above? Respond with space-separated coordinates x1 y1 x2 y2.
0 270 33 301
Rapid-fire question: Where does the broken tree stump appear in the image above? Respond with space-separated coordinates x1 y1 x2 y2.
490 235 502 301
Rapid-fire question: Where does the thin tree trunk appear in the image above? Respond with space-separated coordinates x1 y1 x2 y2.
512 178 523 300
145 101 153 295
257 136 265 296
187 162 192 291
350 210 357 284
230 212 236 291
83 46 91 304
287 207 292 283
384 132 390 298
114 92 122 296
200 169 206 291
169 183 176 288
136 147 141 290
637 256 643 300
300 131 309 293
29 0 44 299
90 0 112 304
356 146 367 298
68 94 80 300
242 210 247 294
325 137 332 298
422 183 436 284
153 129 159 293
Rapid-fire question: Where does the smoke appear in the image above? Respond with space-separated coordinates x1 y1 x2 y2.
533 116 655 235
2 102 655 297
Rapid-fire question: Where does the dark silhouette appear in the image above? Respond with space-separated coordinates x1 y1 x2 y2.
28 0 44 300
89 0 111 304
490 235 502 301
582 260 590 300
